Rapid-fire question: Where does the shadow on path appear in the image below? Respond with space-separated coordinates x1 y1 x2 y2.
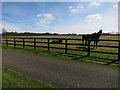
3 46 120 68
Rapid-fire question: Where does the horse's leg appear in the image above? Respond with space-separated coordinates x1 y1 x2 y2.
85 40 87 45
96 41 97 48
82 39 84 44
90 40 91 45
94 41 96 48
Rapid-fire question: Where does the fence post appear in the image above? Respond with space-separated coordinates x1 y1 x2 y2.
14 38 16 48
48 38 50 51
118 41 120 60
65 39 68 53
23 38 25 48
34 38 36 50
87 40 90 57
6 38 8 47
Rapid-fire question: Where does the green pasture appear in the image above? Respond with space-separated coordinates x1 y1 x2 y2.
2 35 120 68
2 35 119 58
2 66 57 88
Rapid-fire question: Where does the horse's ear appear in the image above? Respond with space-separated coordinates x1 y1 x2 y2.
99 29 102 33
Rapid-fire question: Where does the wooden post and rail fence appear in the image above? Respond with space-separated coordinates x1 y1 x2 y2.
2 37 120 60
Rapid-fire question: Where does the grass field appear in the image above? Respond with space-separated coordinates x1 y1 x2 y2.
2 35 119 58
2 66 57 88
2 35 120 68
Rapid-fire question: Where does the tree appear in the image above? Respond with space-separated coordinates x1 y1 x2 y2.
2 28 7 33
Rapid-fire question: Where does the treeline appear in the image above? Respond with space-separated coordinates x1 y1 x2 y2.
2 32 78 36
1 32 120 36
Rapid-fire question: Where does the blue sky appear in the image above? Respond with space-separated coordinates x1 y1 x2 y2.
2 2 118 34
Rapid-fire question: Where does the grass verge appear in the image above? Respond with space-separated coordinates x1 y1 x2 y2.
2 46 120 69
2 66 57 88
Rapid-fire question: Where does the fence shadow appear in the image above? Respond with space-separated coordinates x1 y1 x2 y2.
76 46 95 50
3 46 119 68
39 50 119 68
2 37 120 68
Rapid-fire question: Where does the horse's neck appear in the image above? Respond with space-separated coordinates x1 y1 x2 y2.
96 33 101 38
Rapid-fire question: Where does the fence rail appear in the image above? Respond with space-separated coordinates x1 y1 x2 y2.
2 37 120 60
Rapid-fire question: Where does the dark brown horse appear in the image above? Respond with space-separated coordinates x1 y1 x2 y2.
93 30 102 47
82 30 102 47
82 32 96 44
52 39 62 44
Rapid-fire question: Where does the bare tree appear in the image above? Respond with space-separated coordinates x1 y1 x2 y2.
2 28 7 33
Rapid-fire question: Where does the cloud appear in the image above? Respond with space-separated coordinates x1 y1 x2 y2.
38 19 48 24
43 14 54 20
77 4 84 9
52 15 117 34
37 19 51 24
37 13 54 24
37 14 42 17
86 14 102 21
69 4 84 13
113 4 118 8
68 6 73 8
36 14 54 32
89 2 101 7
69 9 78 12
52 10 118 34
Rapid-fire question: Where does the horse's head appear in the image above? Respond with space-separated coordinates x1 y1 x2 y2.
96 30 102 35
95 30 102 39
99 30 102 34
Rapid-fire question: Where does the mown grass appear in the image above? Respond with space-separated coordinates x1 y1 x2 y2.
2 66 57 88
2 45 120 69
2 35 119 59
2 35 120 68
2 35 119 89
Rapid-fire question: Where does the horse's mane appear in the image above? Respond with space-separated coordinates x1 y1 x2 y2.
96 30 102 38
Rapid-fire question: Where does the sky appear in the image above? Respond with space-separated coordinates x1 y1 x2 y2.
1 2 119 34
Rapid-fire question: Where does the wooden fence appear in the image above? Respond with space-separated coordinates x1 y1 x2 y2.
2 37 120 60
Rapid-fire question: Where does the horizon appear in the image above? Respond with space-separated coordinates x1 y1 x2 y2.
1 2 118 34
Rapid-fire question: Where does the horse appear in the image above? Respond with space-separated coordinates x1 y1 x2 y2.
82 32 96 45
52 39 62 44
82 30 102 48
93 30 102 47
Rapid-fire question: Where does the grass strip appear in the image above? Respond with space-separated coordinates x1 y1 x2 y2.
2 66 57 88
2 46 120 69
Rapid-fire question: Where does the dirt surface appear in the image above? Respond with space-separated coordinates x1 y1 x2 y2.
2 50 118 88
